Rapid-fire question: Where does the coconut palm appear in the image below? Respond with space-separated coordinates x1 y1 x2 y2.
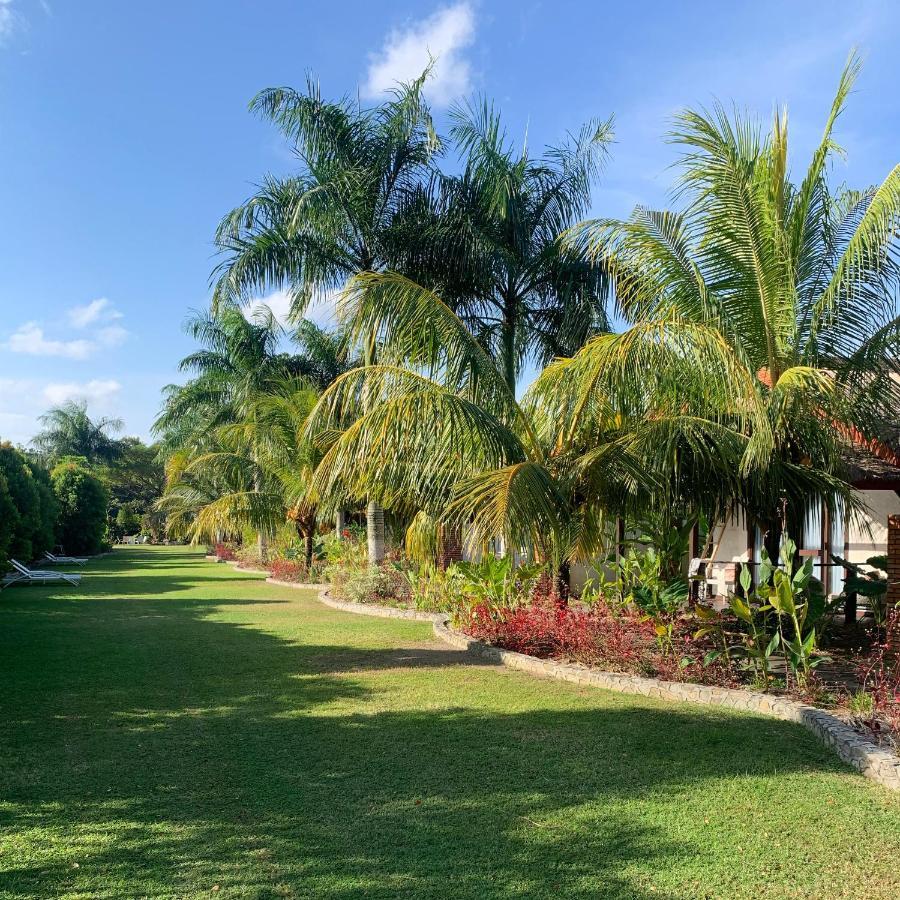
552 52 900 547
305 272 643 591
154 306 294 556
32 401 123 465
405 98 614 389
211 73 440 565
163 377 322 566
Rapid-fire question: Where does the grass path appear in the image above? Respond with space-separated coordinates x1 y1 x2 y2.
0 545 898 899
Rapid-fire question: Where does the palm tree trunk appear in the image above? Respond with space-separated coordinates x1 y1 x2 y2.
304 532 314 570
367 500 385 568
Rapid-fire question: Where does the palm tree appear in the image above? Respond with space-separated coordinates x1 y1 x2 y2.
162 377 322 566
551 52 900 548
211 73 440 565
304 273 640 591
154 306 291 557
32 401 123 465
403 98 614 389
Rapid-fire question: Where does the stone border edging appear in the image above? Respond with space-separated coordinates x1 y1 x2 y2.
432 619 900 792
266 579 446 622
221 556 900 793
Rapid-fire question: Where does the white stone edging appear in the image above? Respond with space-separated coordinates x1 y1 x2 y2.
266 579 445 621
225 558 900 793
432 619 900 793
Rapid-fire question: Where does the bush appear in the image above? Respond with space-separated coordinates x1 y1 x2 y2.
214 543 237 561
0 443 42 560
330 564 412 607
0 471 16 571
27 461 58 558
51 460 109 555
268 558 326 583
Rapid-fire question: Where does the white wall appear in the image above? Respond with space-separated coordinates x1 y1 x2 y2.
846 489 900 564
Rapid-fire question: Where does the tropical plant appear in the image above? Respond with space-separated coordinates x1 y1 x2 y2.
832 553 893 628
32 401 123 465
0 471 17 571
411 98 614 388
211 72 441 565
155 307 294 556
162 376 322 567
552 52 900 548
305 272 643 590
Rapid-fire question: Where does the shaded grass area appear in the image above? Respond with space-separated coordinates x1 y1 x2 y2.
1 546 898 899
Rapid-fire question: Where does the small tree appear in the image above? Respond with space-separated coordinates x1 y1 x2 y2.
0 443 41 560
0 471 17 571
52 459 109 555
27 460 59 558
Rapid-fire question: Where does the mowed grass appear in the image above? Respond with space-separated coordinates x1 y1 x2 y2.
0 547 898 899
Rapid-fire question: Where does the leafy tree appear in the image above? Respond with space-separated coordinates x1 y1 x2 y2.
0 443 41 560
32 401 123 465
26 460 59 558
211 73 440 565
102 438 165 519
557 52 900 544
52 459 109 555
0 471 17 572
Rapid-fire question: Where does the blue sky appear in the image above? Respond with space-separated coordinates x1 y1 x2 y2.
0 0 898 445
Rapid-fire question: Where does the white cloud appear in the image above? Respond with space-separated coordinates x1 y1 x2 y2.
5 323 94 360
68 297 122 328
4 299 128 359
364 2 475 107
42 379 121 406
242 288 337 330
0 1 18 42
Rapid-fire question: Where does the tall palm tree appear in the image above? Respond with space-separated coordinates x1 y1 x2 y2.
163 377 322 566
211 73 440 565
304 273 641 590
32 401 123 465
405 99 614 389
154 306 291 557
552 53 900 546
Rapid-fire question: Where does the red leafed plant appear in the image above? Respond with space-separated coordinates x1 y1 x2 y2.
858 607 900 733
268 558 310 583
215 543 237 561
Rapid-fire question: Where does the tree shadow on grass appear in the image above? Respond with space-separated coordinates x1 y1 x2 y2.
0 577 886 899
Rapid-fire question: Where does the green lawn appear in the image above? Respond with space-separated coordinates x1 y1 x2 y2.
1 546 898 899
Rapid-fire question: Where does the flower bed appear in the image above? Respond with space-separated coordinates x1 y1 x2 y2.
456 598 739 688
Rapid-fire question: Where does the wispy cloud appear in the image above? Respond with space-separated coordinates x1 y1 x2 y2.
0 1 18 42
5 323 95 360
242 288 336 330
43 379 121 406
68 297 122 328
364 2 476 107
4 298 128 359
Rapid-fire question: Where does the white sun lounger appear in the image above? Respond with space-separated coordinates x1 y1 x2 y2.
1 559 82 590
44 551 89 566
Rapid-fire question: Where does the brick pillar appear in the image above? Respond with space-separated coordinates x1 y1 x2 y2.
887 515 900 647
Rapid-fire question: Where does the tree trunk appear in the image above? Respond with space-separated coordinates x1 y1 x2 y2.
367 500 385 568
335 509 345 539
555 561 571 607
257 530 268 563
304 532 314 570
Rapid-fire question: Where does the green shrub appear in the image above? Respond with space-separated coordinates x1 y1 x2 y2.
0 443 41 561
51 459 109 555
0 471 16 571
27 461 58 558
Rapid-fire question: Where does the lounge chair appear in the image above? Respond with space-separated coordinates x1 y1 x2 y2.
1 559 82 590
44 551 89 566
